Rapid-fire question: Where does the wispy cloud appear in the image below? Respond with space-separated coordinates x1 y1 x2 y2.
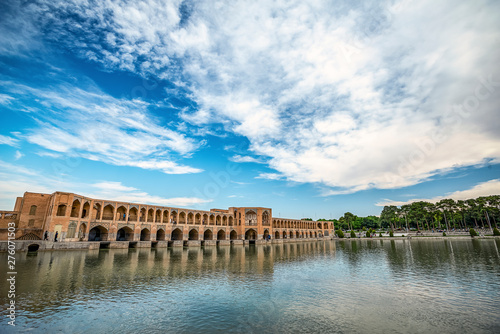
229 155 265 164
14 150 23 160
256 173 285 181
0 134 19 147
376 179 500 206
1 80 203 174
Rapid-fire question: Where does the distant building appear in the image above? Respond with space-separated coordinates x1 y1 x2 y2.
0 191 334 243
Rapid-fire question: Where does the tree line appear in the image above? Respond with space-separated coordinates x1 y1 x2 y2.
319 195 500 231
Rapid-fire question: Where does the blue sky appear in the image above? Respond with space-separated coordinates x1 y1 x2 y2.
0 0 499 218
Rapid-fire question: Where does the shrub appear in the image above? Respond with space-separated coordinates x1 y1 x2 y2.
442 231 446 237
493 228 500 236
350 230 356 238
336 230 344 238
366 231 370 238
362 227 366 231
389 230 394 237
379 232 383 237
469 228 478 237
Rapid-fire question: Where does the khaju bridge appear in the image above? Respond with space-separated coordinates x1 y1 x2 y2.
0 191 334 250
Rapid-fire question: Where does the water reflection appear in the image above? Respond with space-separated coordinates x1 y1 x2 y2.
1 239 499 333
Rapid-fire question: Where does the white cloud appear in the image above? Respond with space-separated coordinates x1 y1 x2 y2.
14 150 23 160
0 134 19 147
256 173 285 181
5 0 500 193
229 155 265 164
376 179 500 206
1 80 203 175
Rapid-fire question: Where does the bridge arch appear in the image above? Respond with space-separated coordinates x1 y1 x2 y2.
171 228 183 240
156 228 166 241
140 228 150 241
89 225 108 241
204 229 213 240
189 229 199 240
116 226 134 241
245 229 257 240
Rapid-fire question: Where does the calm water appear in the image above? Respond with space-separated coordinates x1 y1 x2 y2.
1 239 500 333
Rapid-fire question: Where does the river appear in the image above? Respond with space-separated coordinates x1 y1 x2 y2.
1 239 499 333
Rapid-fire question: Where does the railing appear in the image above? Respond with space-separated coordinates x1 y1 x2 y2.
102 215 114 221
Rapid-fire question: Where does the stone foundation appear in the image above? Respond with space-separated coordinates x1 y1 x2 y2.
185 240 201 247
169 240 184 247
108 241 129 249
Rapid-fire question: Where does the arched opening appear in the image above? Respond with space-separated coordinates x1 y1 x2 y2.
70 200 81 218
163 210 169 223
81 202 90 218
187 212 194 224
209 215 215 225
140 208 146 222
229 217 234 226
156 209 162 222
314 232 317 238
263 229 269 240
282 231 287 239
116 227 134 241
78 223 87 240
157 229 166 241
140 228 150 241
310 231 313 238
88 226 108 241
171 211 178 224
117 206 127 221
317 223 322 229
202 214 208 225
324 231 329 237
217 229 226 240
29 205 37 215
245 229 257 240
222 216 227 226
230 230 237 240
147 209 154 222
128 207 138 222
204 229 213 240
216 215 221 225
179 212 186 224
188 229 199 240
171 228 183 240
93 203 101 220
324 222 328 229
66 222 77 239
102 204 114 220
195 213 201 224
275 231 280 239
56 204 67 216
289 231 293 239
27 244 39 252
296 231 300 238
